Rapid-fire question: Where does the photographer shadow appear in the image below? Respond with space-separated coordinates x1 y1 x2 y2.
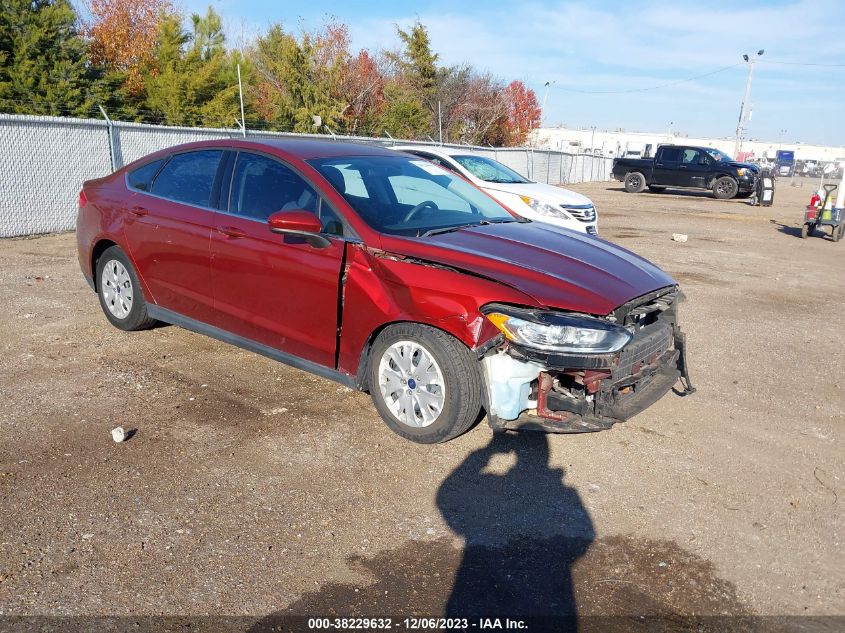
247 432 595 632
437 432 594 622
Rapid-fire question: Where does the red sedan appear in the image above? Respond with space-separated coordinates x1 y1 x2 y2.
77 139 694 443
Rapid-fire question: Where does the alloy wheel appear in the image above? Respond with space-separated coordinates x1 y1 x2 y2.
100 259 134 319
377 340 446 428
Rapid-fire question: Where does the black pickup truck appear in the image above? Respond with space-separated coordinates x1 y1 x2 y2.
612 145 758 199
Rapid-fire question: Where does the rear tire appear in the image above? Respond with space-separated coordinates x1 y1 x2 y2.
800 224 809 239
833 224 842 243
647 185 666 193
713 176 739 199
95 245 157 331
367 323 481 444
624 172 647 193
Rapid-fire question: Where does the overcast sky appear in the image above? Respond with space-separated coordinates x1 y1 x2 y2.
183 0 845 146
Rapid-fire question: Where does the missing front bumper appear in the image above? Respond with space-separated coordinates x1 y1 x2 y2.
481 328 694 434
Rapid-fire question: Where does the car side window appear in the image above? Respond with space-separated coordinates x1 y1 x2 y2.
659 147 684 162
682 149 700 164
228 152 320 221
127 159 165 191
150 150 223 207
229 152 344 236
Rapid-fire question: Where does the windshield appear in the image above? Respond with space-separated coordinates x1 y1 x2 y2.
451 154 531 184
705 148 733 162
308 155 518 237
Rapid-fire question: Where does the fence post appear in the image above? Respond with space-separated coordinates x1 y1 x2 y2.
97 105 116 171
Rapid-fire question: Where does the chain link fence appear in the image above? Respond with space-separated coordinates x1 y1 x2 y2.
0 113 613 238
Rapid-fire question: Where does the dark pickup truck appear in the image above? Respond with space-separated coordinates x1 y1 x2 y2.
612 145 758 199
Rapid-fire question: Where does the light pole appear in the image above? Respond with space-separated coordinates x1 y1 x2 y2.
734 49 764 158
541 80 554 126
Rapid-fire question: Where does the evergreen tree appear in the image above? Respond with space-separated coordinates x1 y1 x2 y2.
144 8 241 127
252 23 346 133
395 20 438 109
0 0 92 116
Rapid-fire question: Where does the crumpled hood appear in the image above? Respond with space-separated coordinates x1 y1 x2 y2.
382 222 676 315
482 181 594 207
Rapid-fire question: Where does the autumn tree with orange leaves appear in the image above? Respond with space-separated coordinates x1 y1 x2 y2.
1 3 544 145
85 0 174 94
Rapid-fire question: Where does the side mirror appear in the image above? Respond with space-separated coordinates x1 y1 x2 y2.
267 210 330 248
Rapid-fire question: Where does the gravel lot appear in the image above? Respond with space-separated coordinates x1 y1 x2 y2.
0 179 842 628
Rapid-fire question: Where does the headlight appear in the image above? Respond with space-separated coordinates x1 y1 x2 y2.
484 306 632 354
736 168 747 176
518 195 571 219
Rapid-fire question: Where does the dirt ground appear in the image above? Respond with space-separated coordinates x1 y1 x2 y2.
0 178 842 629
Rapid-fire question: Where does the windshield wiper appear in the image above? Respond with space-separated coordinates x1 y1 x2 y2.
421 219 515 237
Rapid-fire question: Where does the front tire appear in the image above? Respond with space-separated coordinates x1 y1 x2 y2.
624 172 647 193
713 176 739 199
367 323 481 444
96 245 157 331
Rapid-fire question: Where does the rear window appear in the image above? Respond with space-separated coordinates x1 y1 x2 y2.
127 159 165 191
150 150 223 207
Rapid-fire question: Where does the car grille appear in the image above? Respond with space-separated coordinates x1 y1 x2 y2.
561 204 597 222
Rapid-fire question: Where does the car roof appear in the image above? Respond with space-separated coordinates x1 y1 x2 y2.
151 138 402 160
257 138 400 159
392 145 472 158
660 144 716 152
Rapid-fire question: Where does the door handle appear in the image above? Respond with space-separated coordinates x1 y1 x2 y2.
218 226 246 239
679 165 688 169
656 163 664 167
129 205 149 217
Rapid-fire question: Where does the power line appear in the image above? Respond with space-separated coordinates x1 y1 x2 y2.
549 63 743 95
762 59 845 68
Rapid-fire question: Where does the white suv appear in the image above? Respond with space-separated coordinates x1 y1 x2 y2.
393 146 598 235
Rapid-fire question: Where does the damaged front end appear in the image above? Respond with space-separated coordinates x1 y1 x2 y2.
479 287 695 433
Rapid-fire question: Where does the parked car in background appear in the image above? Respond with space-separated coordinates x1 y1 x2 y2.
612 145 759 199
77 139 693 444
393 145 599 235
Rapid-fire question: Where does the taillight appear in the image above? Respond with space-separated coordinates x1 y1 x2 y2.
79 190 87 207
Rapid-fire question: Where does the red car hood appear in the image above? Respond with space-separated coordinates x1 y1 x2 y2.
380 222 676 315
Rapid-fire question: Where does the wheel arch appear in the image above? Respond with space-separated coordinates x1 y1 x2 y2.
90 239 119 291
353 318 484 392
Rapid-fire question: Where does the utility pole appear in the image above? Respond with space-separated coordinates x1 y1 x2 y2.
438 101 443 144
734 50 764 159
541 81 554 126
237 63 246 138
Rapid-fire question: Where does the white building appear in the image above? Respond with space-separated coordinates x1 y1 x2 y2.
530 127 845 163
